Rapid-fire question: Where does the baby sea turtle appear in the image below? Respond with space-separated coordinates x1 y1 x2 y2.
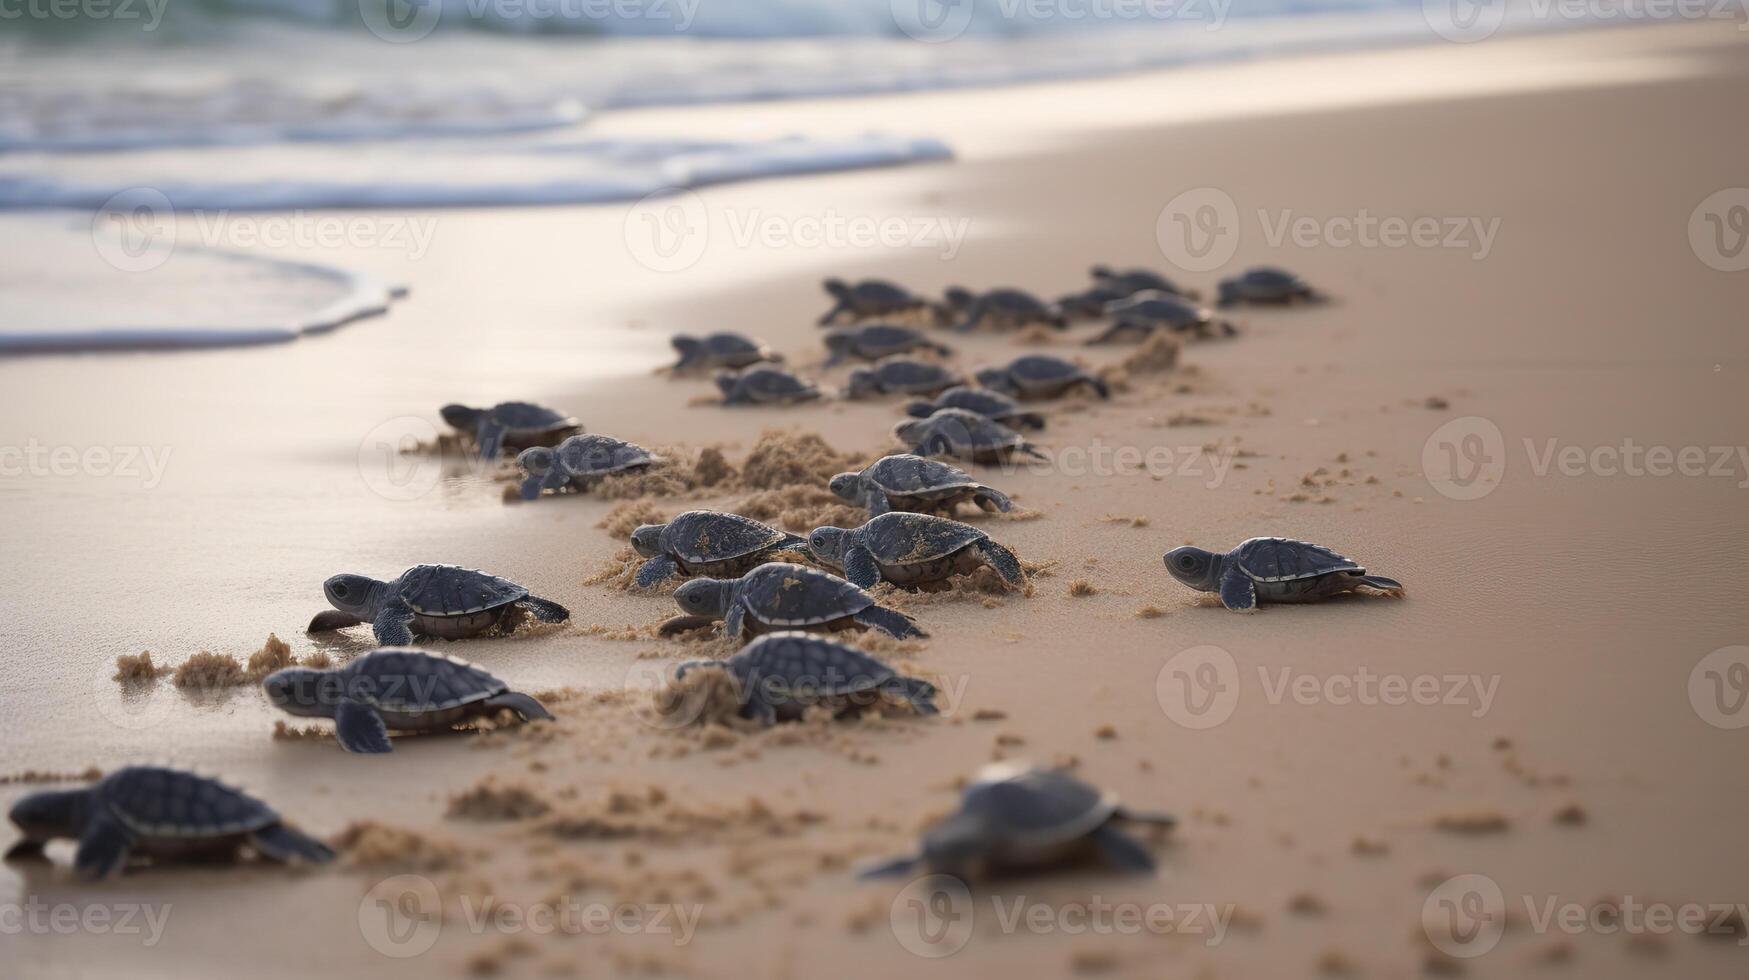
806 512 1025 590
823 324 953 366
663 562 924 640
1216 266 1320 307
845 357 963 399
263 648 554 753
1056 283 1129 321
4 766 334 880
894 408 1044 465
440 401 581 460
671 332 779 372
1089 264 1199 300
674 631 937 724
829 453 1013 516
516 434 658 498
717 366 822 406
858 762 1175 880
975 355 1109 401
819 278 932 325
1164 537 1405 612
904 386 1045 431
944 286 1066 333
1088 292 1233 343
308 563 570 645
630 510 807 588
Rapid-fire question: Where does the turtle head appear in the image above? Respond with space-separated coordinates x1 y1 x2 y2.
919 809 991 878
439 403 484 432
891 418 924 448
804 526 849 567
323 573 383 619
629 523 668 558
822 330 854 365
261 666 344 718
942 286 974 310
902 399 937 419
822 278 850 300
827 471 864 505
1089 264 1115 281
673 660 726 681
973 366 1007 390
7 787 91 851
670 334 699 355
844 368 878 400
672 578 732 620
516 446 556 479
1163 546 1222 592
713 373 739 398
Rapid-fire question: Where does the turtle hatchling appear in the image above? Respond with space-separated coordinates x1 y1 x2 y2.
5 766 333 880
263 648 554 753
893 408 1044 465
904 385 1045 431
1216 266 1321 307
1089 264 1199 300
806 512 1026 590
717 366 822 406
516 433 658 498
975 354 1109 401
829 453 1013 517
858 762 1175 880
943 286 1066 332
671 332 779 372
1088 292 1233 343
823 323 953 366
307 563 570 644
662 562 925 640
818 278 932 325
844 357 963 399
630 510 807 588
1056 283 1128 321
440 401 581 459
674 631 937 724
1164 536 1405 612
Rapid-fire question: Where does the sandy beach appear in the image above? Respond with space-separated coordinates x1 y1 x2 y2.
3 19 1747 979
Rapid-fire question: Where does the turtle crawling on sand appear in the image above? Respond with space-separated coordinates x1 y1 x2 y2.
675 631 937 724
308 563 569 645
1090 265 1199 301
975 355 1109 401
263 648 553 753
893 409 1044 465
857 762 1175 880
943 286 1066 333
4 767 334 880
829 453 1013 517
662 562 924 640
1089 292 1233 343
819 278 933 325
516 434 658 498
1216 266 1321 307
441 401 581 460
824 323 953 366
904 386 1044 431
845 357 963 399
671 332 779 372
716 367 822 406
1163 537 1405 612
630 510 807 588
806 512 1025 590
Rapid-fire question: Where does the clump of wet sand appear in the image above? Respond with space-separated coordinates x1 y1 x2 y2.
332 820 465 871
541 785 825 844
149 634 331 690
0 767 102 785
738 429 870 490
1068 578 1099 597
113 651 170 682
271 721 332 742
1122 334 1181 373
447 780 553 821
173 651 247 688
597 500 669 538
735 486 864 532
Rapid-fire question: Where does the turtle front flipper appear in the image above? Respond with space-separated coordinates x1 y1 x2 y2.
1091 825 1156 873
308 610 363 633
483 691 555 722
1085 323 1125 345
722 602 747 640
974 488 1013 513
854 605 925 639
865 489 893 517
888 677 939 715
634 556 680 589
372 602 417 646
842 547 883 590
1218 566 1258 613
519 595 570 623
658 615 717 637
73 817 134 880
249 824 337 865
1080 374 1111 399
975 540 1025 589
334 700 393 754
1013 412 1047 432
1356 574 1406 597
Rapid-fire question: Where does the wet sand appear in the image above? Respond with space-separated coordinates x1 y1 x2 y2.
3 21 1748 980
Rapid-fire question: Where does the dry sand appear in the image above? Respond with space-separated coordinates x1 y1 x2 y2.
2 21 1748 980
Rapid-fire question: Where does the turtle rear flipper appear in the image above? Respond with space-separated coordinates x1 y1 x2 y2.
890 677 938 715
483 691 554 722
74 818 134 880
1092 825 1156 873
974 488 1013 513
854 605 925 639
308 610 363 633
1081 375 1111 399
519 595 570 623
250 824 336 865
975 541 1025 589
634 555 679 589
1356 574 1405 597
334 700 393 754
1218 567 1257 613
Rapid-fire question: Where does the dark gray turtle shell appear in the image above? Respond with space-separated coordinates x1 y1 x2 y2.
1002 355 1081 384
337 649 507 713
701 332 763 358
1232 537 1363 582
977 288 1051 313
662 510 791 565
490 401 575 434
735 562 874 627
848 280 919 307
1108 294 1207 329
861 454 986 497
1219 266 1313 303
735 367 815 398
844 324 930 357
862 512 987 564
97 767 278 838
868 358 958 393
912 386 1025 421
396 564 527 618
724 631 900 697
1091 267 1190 298
555 434 657 476
894 409 1034 458
956 765 1118 848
